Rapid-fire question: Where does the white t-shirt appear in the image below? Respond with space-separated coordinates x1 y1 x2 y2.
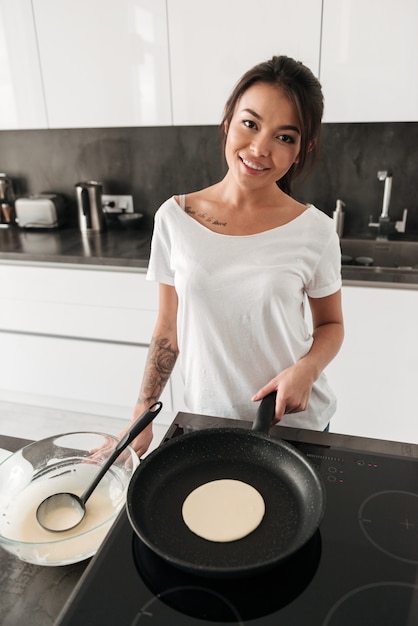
147 196 342 430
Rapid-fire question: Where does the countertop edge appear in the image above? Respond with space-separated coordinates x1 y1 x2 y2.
2 257 417 287
175 412 418 458
342 277 418 290
0 257 148 272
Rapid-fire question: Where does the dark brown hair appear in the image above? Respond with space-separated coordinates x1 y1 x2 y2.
221 55 324 195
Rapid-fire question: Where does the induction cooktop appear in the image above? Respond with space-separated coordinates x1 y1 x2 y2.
56 413 418 625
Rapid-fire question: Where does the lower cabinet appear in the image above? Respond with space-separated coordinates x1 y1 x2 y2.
326 285 418 444
0 331 169 416
0 264 175 425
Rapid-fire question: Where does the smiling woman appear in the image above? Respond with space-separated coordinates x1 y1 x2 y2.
117 55 344 457
221 56 323 196
223 83 302 206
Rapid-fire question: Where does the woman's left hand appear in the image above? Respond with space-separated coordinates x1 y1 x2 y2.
251 361 315 423
252 291 344 423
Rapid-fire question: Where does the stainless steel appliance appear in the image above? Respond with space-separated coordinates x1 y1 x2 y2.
0 173 15 226
75 181 106 233
56 413 418 625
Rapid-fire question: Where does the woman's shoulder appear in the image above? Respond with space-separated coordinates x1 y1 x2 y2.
160 195 179 209
155 195 182 217
305 204 334 228
298 205 339 250
163 191 209 212
176 185 220 207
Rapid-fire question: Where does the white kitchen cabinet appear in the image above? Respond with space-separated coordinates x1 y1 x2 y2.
0 331 155 415
320 0 418 122
4 0 416 130
167 0 322 126
0 264 159 343
32 0 172 128
0 264 175 424
0 0 47 129
325 285 418 444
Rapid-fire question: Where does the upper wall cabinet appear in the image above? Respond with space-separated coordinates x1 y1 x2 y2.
32 0 172 128
0 0 47 129
2 0 416 130
321 0 418 122
167 0 322 126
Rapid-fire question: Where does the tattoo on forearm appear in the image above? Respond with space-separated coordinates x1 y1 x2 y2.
138 336 178 405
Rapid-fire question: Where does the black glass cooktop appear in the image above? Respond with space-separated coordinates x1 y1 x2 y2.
56 414 418 625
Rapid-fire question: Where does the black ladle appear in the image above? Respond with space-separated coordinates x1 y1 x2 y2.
36 401 162 532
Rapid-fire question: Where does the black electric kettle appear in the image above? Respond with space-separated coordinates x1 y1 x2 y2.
75 181 106 233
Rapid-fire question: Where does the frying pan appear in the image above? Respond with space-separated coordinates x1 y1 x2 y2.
126 392 325 579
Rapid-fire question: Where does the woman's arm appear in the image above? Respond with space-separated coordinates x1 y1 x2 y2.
119 283 179 456
252 290 344 422
299 288 344 381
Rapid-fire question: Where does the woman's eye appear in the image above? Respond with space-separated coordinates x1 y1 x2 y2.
277 134 295 144
243 119 257 129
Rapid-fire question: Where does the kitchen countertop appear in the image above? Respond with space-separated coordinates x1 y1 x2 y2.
1 424 416 625
0 434 89 626
0 226 152 270
1 226 417 287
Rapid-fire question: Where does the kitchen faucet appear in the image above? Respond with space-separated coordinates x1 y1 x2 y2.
368 170 407 240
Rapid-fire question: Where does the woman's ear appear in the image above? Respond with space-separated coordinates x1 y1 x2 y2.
307 139 316 153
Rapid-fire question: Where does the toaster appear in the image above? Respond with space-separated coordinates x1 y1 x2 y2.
15 194 66 228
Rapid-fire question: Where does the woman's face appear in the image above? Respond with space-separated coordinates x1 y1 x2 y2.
224 82 302 191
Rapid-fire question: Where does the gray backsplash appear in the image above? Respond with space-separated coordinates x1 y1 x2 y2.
0 122 416 236
294 122 418 236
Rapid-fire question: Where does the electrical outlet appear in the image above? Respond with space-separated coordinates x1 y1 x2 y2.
102 194 134 213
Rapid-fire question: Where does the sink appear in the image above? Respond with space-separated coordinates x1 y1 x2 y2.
340 239 418 269
341 264 418 285
340 239 418 285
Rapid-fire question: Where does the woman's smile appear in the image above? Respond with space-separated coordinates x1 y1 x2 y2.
240 155 270 173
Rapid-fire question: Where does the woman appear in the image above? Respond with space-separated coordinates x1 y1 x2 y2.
125 55 344 456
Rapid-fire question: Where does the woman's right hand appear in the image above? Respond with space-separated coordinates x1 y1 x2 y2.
117 403 154 457
89 403 154 464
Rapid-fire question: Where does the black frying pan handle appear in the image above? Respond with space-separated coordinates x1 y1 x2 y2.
252 391 277 434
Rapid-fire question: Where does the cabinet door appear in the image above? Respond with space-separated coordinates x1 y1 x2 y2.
167 0 322 125
0 265 158 344
326 286 418 444
32 0 172 128
0 0 47 129
321 0 418 122
0 263 176 422
0 331 172 420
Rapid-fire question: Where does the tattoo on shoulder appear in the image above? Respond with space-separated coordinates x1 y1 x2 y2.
185 205 227 227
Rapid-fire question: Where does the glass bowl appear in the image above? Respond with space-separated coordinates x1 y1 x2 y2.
0 432 139 566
